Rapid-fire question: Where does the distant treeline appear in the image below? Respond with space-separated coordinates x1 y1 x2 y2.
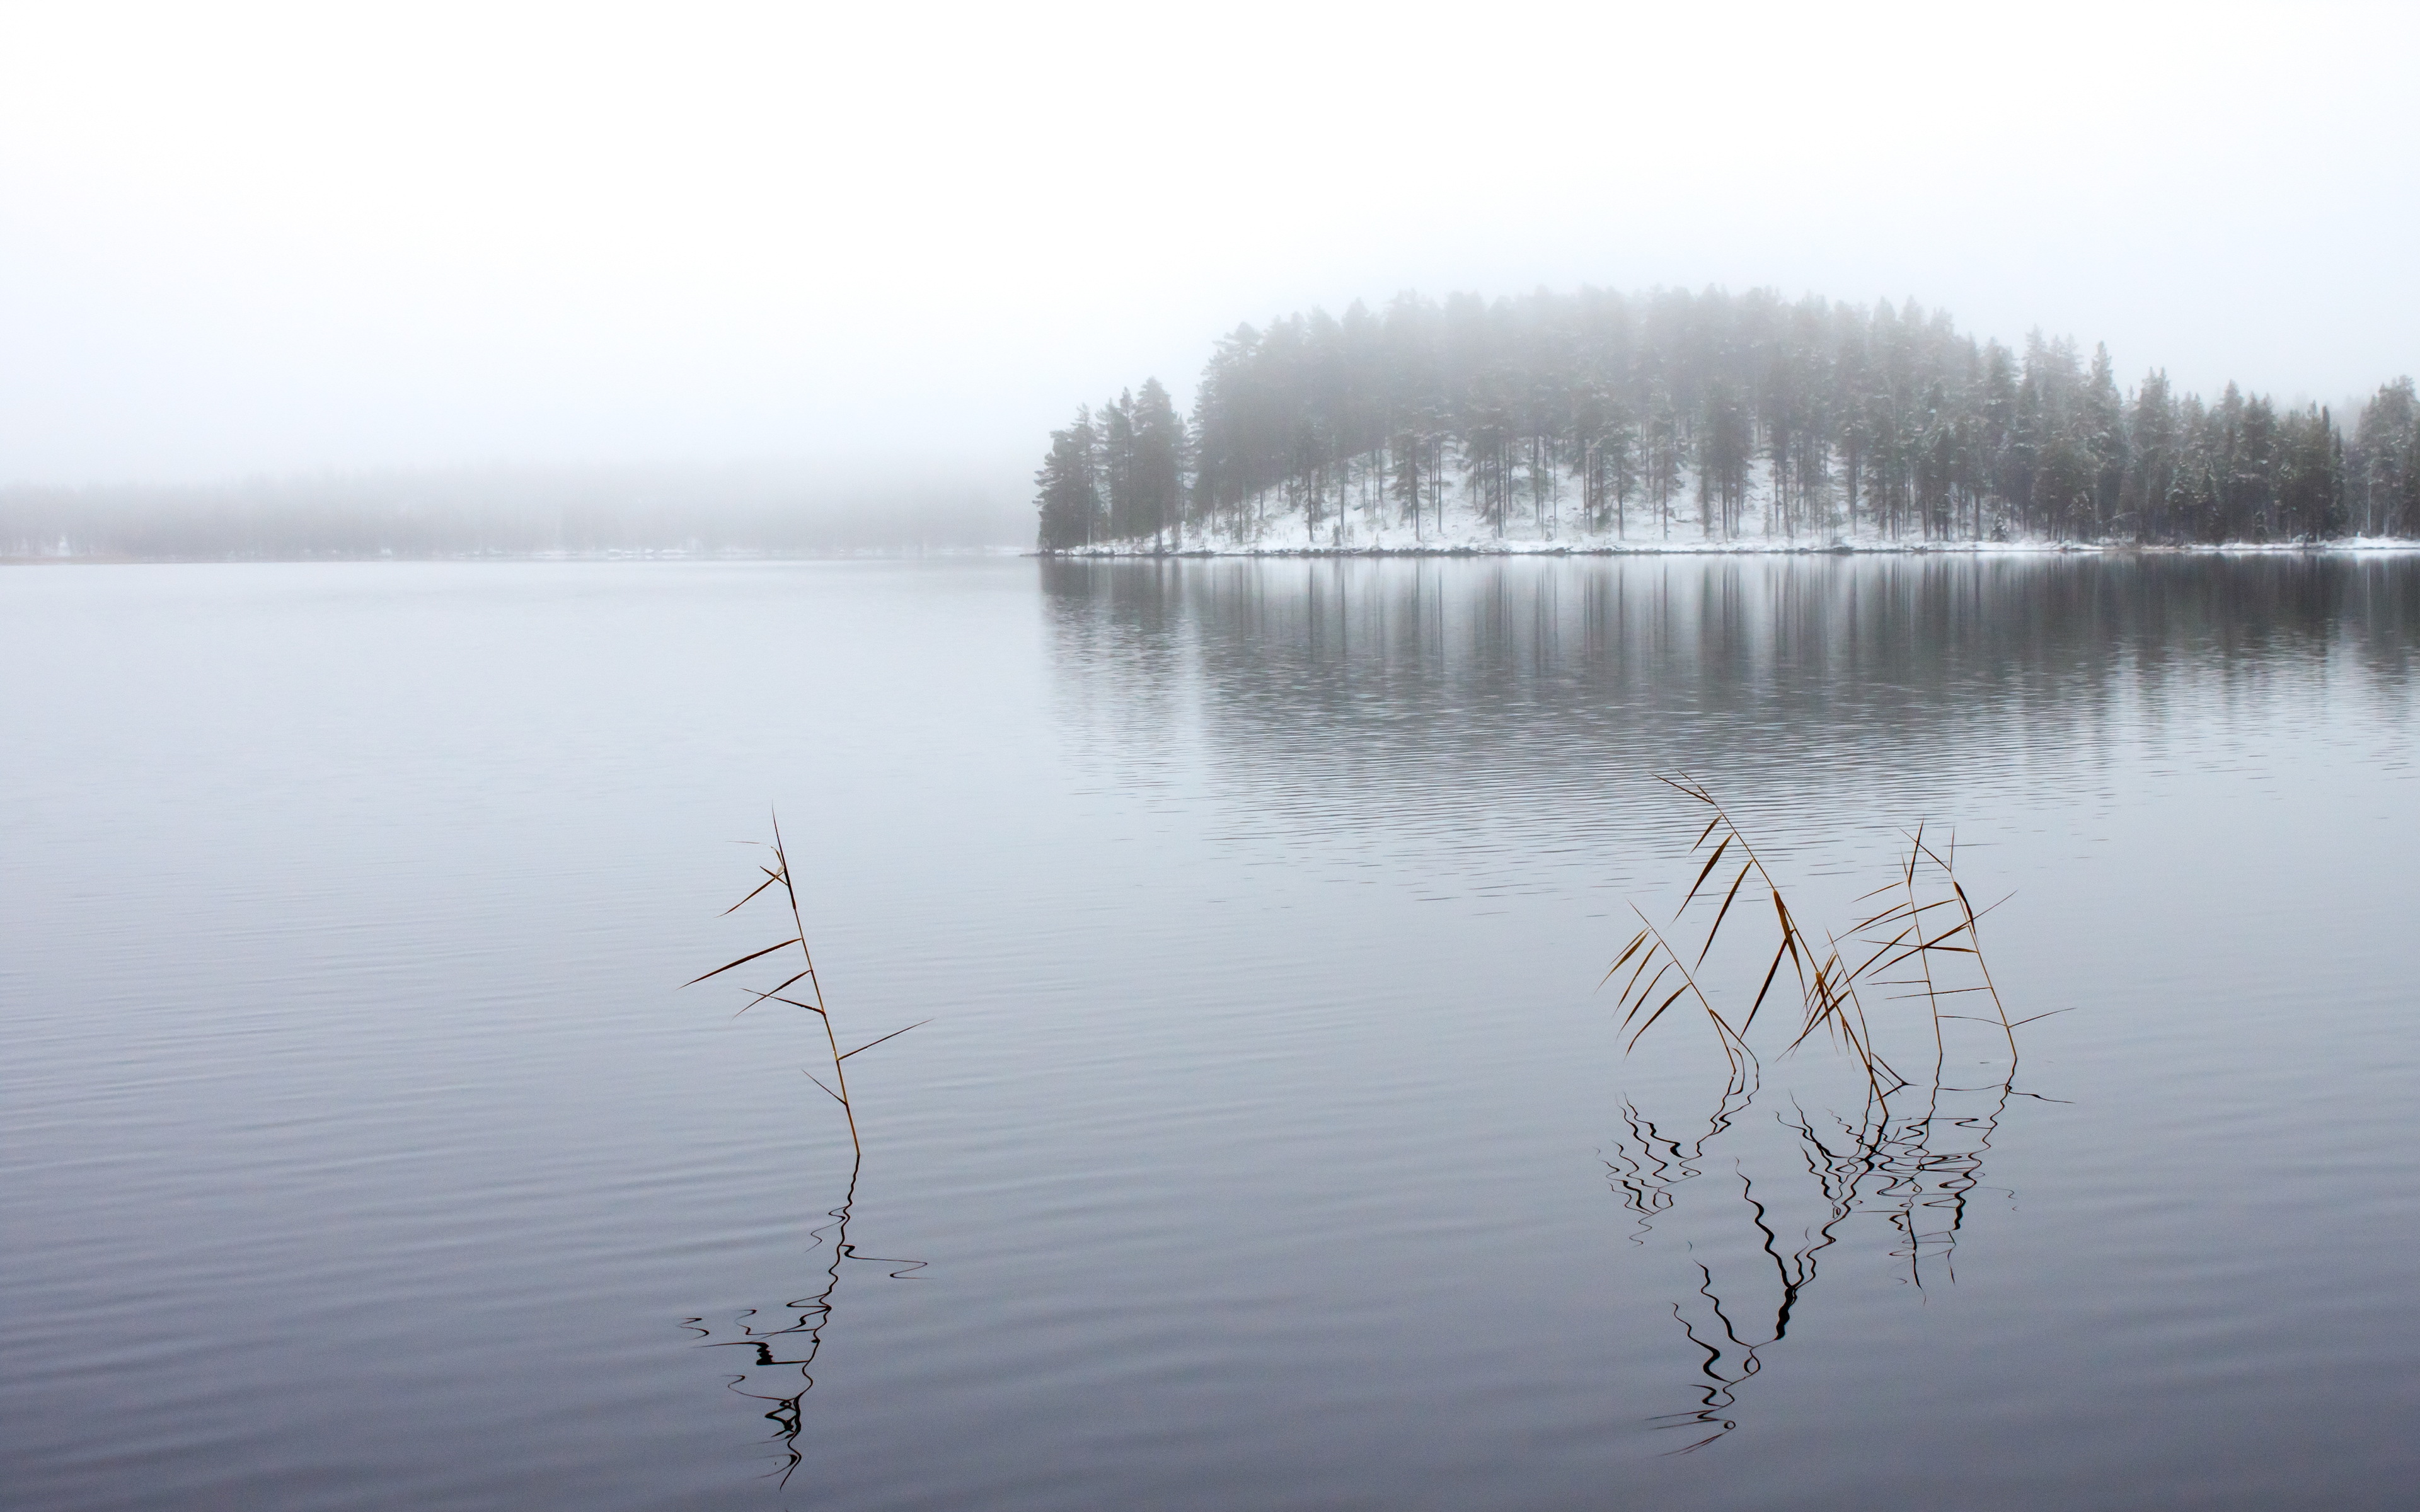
1037 287 2420 548
1 468 1020 559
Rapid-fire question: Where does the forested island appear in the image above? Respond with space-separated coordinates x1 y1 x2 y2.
1036 287 2420 552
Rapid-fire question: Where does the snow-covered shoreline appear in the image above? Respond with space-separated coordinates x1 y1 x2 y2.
1041 536 2420 559
1037 455 2420 558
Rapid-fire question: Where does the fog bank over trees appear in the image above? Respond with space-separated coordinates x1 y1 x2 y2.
1 465 1025 559
1039 287 2420 551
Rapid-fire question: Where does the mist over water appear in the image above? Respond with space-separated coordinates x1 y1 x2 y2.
0 465 1028 559
4 554 2415 1510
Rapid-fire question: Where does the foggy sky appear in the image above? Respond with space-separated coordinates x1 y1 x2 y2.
3 1 2414 495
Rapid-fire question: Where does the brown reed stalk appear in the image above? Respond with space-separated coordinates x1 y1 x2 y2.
684 809 926 1157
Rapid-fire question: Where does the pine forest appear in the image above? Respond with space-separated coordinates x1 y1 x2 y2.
1036 287 2420 552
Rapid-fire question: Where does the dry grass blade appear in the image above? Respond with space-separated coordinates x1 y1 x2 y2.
1872 922 1981 973
1628 983 1695 1050
684 937 802 988
2006 1009 2073 1027
1696 859 1754 966
1746 935 1793 1031
1684 835 1734 909
1944 871 2017 1063
722 870 785 915
1602 927 1654 988
1622 958 1678 1034
838 1020 932 1062
731 970 814 1017
1618 936 1671 1003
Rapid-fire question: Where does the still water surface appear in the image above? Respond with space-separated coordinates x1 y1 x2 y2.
4 555 2417 1509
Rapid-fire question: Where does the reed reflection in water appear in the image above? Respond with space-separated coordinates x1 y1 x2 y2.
1611 1068 2033 1453
683 1154 925 1489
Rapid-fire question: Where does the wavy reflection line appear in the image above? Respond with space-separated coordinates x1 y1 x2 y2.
1608 1065 1756 1243
1651 1263 1760 1455
686 1153 926 1489
1611 1066 2022 1451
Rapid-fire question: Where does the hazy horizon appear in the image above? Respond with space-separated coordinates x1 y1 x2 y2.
5 1 2416 513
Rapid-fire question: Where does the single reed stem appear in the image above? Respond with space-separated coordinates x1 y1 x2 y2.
687 808 928 1160
766 811 858 1154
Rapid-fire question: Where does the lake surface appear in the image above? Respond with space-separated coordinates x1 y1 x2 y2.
4 554 2417 1510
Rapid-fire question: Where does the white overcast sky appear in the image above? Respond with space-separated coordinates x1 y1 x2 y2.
2 0 2414 490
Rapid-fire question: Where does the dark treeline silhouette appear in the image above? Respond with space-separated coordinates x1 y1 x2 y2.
1 468 1019 559
1038 287 2420 549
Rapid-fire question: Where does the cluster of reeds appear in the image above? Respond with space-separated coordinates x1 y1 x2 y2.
1606 775 2030 1094
1602 776 2063 1452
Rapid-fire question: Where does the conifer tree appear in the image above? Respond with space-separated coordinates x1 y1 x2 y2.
2354 379 2419 536
1034 408 1102 549
1129 378 1185 551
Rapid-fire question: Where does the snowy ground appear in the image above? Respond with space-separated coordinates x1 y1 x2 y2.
1048 459 2420 556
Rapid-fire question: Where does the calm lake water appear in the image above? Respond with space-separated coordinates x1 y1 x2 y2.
4 554 2417 1510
